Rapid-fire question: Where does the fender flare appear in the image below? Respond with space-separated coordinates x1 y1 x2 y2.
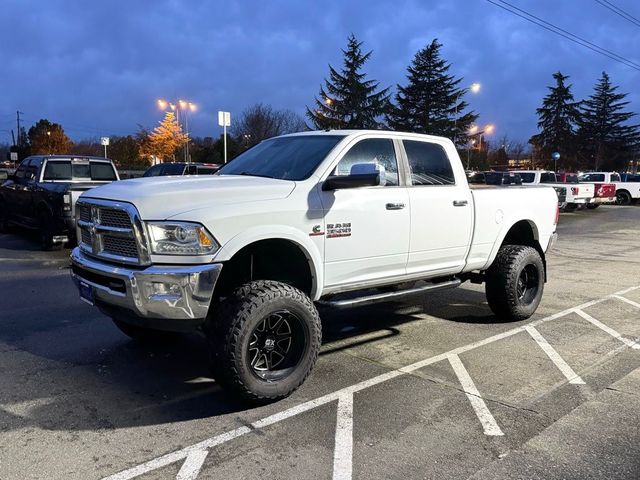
483 219 540 271
213 225 324 300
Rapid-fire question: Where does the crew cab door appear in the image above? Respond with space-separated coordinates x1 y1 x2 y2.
401 139 473 275
319 138 410 287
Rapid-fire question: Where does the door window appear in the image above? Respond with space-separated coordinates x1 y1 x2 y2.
540 172 556 183
333 138 399 186
403 140 455 186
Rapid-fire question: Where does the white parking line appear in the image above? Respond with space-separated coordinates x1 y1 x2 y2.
525 326 585 384
611 295 640 309
176 450 209 480
574 309 640 350
101 285 640 480
448 354 504 436
332 393 354 480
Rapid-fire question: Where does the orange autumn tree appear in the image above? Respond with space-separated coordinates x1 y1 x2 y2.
141 111 189 163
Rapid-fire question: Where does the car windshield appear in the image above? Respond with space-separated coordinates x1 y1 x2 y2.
519 172 536 183
43 160 117 181
217 135 344 181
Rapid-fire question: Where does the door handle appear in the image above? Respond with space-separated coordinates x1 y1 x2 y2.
386 202 406 210
453 200 468 207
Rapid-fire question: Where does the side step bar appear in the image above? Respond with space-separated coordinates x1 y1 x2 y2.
317 278 461 309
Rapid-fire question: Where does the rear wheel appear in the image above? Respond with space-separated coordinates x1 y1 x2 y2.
586 203 599 210
39 211 62 251
562 203 577 212
485 245 545 322
616 190 632 205
207 280 321 403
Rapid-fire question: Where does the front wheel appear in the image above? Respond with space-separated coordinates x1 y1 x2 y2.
207 280 321 403
485 245 545 322
0 200 10 232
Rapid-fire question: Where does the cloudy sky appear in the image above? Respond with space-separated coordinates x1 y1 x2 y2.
2 0 639 144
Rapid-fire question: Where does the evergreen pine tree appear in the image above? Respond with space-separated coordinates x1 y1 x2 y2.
528 72 580 170
306 34 390 129
387 39 478 145
577 72 640 171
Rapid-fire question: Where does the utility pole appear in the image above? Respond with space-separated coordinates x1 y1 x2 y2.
16 111 24 146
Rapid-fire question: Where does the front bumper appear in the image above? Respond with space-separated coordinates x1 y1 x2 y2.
70 247 222 321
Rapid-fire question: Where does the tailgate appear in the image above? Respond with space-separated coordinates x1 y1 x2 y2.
574 183 594 200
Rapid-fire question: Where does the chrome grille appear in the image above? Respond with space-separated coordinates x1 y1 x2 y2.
103 236 138 259
99 208 131 228
77 199 149 265
81 229 92 245
79 204 92 223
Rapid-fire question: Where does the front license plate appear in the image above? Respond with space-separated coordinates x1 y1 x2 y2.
79 281 94 306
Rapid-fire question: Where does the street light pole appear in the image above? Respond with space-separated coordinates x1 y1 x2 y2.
454 82 480 146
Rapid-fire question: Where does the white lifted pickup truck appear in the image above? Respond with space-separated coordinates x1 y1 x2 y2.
71 130 558 401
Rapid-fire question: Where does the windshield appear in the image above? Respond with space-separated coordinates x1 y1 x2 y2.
43 160 117 181
519 172 536 183
217 135 344 180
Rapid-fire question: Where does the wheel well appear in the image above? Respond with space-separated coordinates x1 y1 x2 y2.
215 239 314 298
501 220 547 279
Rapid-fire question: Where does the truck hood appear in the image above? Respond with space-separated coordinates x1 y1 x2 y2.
81 175 296 219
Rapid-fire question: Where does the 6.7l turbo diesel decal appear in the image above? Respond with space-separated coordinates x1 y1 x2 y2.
326 222 351 238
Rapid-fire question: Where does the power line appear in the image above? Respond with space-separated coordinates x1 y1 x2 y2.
595 0 640 28
486 0 640 72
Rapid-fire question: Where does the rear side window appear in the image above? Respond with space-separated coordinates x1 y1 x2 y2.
540 172 556 183
519 173 535 183
610 173 621 182
403 140 454 186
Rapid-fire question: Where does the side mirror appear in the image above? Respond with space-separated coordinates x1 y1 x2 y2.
322 162 382 191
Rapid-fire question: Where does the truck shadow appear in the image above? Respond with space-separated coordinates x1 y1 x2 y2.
7 286 500 433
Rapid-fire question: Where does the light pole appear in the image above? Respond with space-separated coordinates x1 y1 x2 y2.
454 82 481 146
466 123 495 170
46 130 51 155
157 99 197 163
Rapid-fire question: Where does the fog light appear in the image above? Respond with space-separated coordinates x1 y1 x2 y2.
150 282 182 297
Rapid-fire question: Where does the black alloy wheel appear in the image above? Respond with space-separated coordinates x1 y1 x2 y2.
516 264 540 306
247 310 306 381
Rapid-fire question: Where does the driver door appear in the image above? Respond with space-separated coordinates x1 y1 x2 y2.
319 137 410 288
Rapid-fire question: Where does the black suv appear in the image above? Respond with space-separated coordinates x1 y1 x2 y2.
142 162 220 177
0 155 119 249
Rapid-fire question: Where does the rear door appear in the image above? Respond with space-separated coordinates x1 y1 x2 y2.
402 139 473 275
320 137 410 287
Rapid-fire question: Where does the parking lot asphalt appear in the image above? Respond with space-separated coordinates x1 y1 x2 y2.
0 205 639 480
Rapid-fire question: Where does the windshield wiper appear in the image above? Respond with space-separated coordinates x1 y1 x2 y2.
237 171 275 179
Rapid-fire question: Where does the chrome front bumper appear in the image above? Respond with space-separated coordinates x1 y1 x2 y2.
70 247 222 321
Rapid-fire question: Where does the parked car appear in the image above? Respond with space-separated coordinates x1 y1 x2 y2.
466 171 486 184
142 162 220 177
620 173 640 183
579 172 640 205
556 172 615 209
483 171 523 185
70 130 558 402
0 155 119 249
512 170 594 211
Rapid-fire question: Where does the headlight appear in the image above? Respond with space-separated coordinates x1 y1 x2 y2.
146 221 219 255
